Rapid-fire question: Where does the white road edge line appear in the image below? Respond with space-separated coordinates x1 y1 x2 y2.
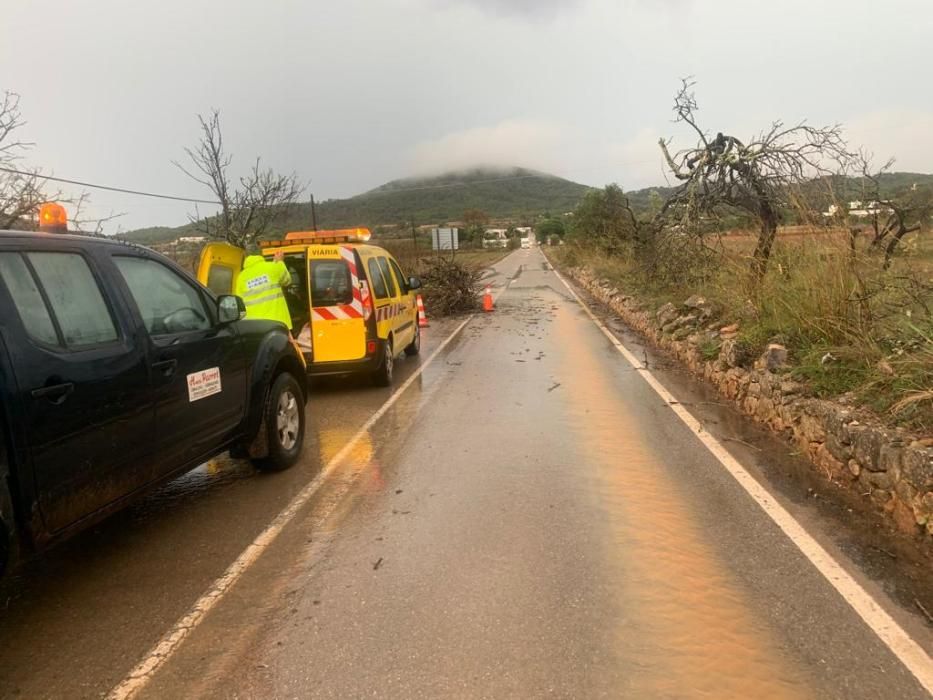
550 262 933 694
108 314 477 700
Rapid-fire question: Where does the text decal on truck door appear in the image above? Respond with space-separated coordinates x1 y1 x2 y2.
187 367 222 402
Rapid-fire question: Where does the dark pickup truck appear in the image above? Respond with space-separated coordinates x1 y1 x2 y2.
0 230 308 575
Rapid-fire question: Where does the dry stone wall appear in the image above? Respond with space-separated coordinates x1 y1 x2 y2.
563 265 933 539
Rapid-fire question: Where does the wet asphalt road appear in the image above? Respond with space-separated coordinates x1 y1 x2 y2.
1 247 932 699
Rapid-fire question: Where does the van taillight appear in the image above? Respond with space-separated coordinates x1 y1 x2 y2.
360 281 373 321
367 340 377 355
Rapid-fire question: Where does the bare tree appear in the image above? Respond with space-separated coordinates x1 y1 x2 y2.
0 90 124 234
0 91 48 229
658 79 853 276
175 110 303 247
68 191 126 235
851 153 933 269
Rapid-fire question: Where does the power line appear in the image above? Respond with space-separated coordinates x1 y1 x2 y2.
0 159 665 208
0 166 221 205
0 166 565 204
1 165 580 209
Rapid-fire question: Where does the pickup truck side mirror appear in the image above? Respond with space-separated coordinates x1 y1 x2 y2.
408 276 423 291
218 295 246 324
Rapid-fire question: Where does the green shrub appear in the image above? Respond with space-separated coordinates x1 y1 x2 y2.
699 338 722 361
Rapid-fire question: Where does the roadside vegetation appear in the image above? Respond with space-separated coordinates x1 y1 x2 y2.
553 81 933 433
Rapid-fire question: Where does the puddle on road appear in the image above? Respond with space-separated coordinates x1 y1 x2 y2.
551 306 815 699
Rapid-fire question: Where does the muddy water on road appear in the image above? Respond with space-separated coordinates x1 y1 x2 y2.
178 267 829 698
550 303 812 698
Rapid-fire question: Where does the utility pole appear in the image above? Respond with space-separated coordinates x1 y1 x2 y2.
310 193 318 231
410 215 417 250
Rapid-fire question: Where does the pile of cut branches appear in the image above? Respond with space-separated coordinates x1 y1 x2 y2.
419 256 481 316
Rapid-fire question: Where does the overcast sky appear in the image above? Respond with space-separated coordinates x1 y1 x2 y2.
3 0 932 232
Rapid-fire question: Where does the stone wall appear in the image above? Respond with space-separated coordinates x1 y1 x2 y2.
563 265 933 539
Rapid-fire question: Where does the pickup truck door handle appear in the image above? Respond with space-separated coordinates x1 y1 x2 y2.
31 382 75 404
152 358 178 377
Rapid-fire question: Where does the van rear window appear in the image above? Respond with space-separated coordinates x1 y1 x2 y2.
377 258 397 297
367 258 389 299
310 260 352 307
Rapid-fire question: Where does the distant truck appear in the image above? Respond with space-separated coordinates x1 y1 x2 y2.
516 227 534 249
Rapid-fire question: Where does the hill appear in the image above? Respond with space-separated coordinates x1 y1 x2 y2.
344 167 590 222
626 184 676 217
120 170 933 245
122 167 592 244
119 226 187 246
872 172 933 193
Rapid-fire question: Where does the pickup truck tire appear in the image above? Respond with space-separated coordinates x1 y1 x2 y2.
404 320 421 357
372 338 394 387
254 372 305 472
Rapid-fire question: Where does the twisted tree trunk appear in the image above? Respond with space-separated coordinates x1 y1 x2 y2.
751 210 778 277
883 223 921 270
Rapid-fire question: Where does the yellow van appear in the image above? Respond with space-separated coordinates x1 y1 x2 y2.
197 229 422 386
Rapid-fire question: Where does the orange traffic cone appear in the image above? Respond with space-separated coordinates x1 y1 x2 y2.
417 294 429 327
482 285 494 312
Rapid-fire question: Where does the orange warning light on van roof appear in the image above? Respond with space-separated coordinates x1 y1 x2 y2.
284 228 372 243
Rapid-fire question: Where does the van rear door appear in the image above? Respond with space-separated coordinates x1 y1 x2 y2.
307 246 366 363
196 242 244 295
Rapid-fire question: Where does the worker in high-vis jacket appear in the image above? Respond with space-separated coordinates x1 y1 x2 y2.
235 249 293 330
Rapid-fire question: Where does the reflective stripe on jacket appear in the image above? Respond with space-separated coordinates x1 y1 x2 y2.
235 255 292 329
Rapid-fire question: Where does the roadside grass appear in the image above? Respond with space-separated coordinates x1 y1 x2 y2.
553 227 933 433
698 337 722 361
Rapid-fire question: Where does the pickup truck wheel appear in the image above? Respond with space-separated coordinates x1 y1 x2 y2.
254 372 305 472
404 320 421 357
372 339 394 387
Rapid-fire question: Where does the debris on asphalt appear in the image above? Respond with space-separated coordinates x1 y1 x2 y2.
916 599 933 625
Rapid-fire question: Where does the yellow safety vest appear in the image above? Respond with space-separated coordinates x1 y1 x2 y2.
235 255 293 329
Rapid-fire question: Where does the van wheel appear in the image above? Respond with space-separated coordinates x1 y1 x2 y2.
372 339 394 387
254 372 305 472
405 320 421 357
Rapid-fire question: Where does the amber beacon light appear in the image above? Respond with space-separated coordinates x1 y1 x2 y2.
38 202 68 233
